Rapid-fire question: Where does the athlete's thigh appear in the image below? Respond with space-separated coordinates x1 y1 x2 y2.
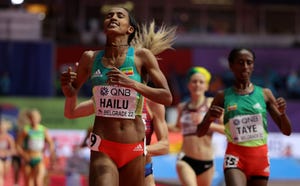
119 155 145 186
0 161 4 175
176 160 197 186
23 164 33 186
197 166 215 186
89 151 119 186
24 164 32 177
34 162 46 186
4 160 11 173
224 168 247 186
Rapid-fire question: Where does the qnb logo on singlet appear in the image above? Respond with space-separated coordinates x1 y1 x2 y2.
93 85 137 119
229 114 264 142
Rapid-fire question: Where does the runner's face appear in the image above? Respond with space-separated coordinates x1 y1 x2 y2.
29 110 41 126
103 7 133 36
188 73 208 96
230 49 254 83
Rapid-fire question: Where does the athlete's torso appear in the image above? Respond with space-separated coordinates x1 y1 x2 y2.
179 98 214 160
180 99 209 136
223 85 268 147
91 47 142 85
90 47 145 143
24 124 46 152
0 134 12 158
0 135 10 150
91 46 144 119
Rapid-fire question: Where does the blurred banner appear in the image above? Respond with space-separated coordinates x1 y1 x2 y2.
48 129 88 158
0 10 42 41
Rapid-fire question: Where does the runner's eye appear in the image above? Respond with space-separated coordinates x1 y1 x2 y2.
117 12 125 18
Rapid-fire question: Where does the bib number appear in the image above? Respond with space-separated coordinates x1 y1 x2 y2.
88 133 101 151
224 155 239 168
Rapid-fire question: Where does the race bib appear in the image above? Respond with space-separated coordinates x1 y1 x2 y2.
88 133 101 152
229 114 264 142
28 139 45 151
224 154 239 168
93 85 137 119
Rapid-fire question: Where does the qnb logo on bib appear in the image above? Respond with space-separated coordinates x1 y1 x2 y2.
93 85 137 119
100 86 109 96
229 114 264 142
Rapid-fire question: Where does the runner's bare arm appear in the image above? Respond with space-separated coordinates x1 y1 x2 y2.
264 88 292 136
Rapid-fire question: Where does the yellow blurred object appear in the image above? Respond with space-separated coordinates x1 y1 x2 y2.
151 132 183 154
25 4 47 14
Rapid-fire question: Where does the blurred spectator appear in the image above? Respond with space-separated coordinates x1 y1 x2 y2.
65 145 89 186
286 70 300 98
0 71 11 95
283 144 293 158
79 126 92 162
264 68 281 98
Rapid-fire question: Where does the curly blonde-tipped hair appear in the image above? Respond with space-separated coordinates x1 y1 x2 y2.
133 21 177 56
